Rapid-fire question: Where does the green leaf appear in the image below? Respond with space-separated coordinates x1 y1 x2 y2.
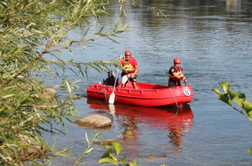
228 89 236 100
85 132 90 146
99 158 117 165
65 80 72 93
248 148 252 155
133 159 139 166
116 24 128 32
219 81 230 94
105 144 111 151
115 17 120 30
219 94 232 105
212 88 221 96
112 141 122 157
233 92 246 108
120 157 127 164
100 151 110 159
243 100 252 117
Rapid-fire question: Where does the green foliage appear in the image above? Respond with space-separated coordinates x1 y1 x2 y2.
99 141 138 166
74 131 102 166
213 81 252 155
0 0 163 165
248 148 252 155
0 0 128 164
213 81 252 121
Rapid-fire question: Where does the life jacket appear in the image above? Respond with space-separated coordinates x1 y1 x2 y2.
121 58 136 73
169 66 183 81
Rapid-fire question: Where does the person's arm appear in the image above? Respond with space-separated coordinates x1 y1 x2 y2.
131 66 139 78
130 66 139 78
130 58 139 77
180 69 187 84
170 67 181 79
134 66 139 74
172 72 181 79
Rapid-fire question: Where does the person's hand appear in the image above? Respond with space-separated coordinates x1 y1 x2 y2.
182 76 187 84
130 73 135 78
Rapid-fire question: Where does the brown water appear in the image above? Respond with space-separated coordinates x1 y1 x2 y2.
45 0 252 165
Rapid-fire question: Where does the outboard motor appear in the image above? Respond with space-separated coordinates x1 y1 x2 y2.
102 70 119 87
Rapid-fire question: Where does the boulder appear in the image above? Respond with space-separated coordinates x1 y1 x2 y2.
74 114 111 128
42 87 57 99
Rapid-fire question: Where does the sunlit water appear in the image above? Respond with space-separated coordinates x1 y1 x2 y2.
44 0 252 165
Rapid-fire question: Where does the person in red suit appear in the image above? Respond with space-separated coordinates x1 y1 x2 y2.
168 58 187 87
120 50 139 89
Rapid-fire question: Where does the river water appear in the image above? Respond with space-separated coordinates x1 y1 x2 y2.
46 0 252 165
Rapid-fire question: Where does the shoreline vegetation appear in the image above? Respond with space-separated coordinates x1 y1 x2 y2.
0 0 162 165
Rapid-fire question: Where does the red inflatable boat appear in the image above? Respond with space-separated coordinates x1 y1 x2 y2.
86 82 193 107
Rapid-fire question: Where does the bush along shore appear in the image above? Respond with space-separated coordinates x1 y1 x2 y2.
0 0 163 165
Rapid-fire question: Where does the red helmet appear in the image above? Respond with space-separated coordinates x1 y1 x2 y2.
125 50 131 56
174 58 181 64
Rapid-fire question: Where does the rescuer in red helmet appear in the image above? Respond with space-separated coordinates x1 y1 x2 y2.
120 50 139 89
168 58 187 87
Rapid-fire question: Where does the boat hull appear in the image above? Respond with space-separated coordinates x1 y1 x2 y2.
86 82 193 107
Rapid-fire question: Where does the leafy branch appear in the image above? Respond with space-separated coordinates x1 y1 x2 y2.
212 81 252 122
213 82 252 155
99 140 138 166
74 131 102 166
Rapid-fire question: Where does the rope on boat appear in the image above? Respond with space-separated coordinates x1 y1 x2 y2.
169 87 180 109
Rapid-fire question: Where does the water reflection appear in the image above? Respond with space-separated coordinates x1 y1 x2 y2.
226 0 242 10
87 98 194 149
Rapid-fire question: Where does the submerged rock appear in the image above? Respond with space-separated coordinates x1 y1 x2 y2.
145 154 158 158
94 139 124 146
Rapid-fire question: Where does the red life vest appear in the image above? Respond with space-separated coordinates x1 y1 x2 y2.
169 66 183 81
